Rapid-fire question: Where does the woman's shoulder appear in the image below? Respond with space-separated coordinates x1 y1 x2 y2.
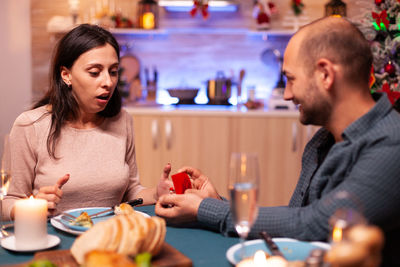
14 106 50 125
106 108 132 126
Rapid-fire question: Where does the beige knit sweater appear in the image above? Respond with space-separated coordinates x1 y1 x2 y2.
3 106 144 220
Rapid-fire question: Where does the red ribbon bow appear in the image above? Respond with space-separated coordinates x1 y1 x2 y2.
372 10 389 30
377 83 400 105
190 0 209 19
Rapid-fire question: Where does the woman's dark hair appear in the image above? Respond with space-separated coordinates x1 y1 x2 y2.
33 24 121 158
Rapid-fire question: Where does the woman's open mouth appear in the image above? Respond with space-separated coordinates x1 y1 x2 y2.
96 94 110 104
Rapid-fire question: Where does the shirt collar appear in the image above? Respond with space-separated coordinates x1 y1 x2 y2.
342 93 392 141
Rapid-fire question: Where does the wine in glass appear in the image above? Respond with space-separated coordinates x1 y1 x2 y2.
229 152 259 259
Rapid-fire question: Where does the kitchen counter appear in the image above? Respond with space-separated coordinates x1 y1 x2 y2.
123 103 299 118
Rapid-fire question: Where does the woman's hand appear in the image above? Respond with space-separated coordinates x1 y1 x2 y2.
156 164 173 200
35 174 70 216
178 166 222 200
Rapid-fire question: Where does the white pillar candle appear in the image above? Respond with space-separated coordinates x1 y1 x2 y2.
14 196 48 250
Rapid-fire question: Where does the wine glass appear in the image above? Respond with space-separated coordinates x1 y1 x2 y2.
228 152 260 259
1 135 12 238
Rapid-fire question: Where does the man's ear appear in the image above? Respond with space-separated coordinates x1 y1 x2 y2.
60 67 71 86
316 58 335 91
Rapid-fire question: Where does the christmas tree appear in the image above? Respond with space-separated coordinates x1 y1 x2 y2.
356 0 400 106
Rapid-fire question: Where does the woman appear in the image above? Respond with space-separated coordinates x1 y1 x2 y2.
3 24 171 220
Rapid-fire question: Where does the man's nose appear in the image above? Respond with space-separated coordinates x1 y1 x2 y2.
283 86 293 101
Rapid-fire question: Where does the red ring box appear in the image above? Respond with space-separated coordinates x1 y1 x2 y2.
171 172 192 194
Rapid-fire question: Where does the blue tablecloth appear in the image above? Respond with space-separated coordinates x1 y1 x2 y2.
0 205 239 266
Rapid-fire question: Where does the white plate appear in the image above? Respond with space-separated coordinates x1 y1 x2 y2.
226 238 330 265
50 207 149 235
1 234 60 252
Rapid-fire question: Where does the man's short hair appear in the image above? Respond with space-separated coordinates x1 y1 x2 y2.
299 18 372 87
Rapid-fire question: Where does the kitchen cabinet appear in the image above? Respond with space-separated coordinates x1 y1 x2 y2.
131 112 232 197
128 107 309 206
231 116 305 206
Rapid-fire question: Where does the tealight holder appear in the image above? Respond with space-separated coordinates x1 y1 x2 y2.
329 208 366 243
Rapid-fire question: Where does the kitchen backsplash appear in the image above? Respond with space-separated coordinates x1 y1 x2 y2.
32 0 365 105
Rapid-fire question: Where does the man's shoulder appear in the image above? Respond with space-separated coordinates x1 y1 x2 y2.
370 109 400 141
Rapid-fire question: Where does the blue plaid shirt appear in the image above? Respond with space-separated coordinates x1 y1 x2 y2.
197 94 400 266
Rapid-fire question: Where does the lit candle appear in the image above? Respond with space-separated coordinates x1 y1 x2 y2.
14 196 48 250
331 219 347 243
142 12 155 29
236 250 287 267
332 225 343 243
253 250 268 267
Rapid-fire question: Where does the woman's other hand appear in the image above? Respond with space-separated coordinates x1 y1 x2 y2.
35 174 70 216
156 163 173 199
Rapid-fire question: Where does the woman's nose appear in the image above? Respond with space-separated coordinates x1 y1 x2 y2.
102 72 114 88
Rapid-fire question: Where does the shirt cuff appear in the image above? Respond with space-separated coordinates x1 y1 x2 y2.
197 197 230 232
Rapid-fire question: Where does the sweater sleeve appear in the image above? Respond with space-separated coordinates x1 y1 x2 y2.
122 111 144 202
3 113 38 220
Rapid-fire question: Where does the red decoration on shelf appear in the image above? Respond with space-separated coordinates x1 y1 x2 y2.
384 61 396 76
292 0 304 16
372 10 390 29
190 0 209 19
369 66 376 88
253 0 278 29
377 83 400 104
375 0 384 5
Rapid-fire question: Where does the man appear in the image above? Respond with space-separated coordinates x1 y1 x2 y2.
156 17 400 266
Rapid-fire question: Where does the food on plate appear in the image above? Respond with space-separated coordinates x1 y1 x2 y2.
70 211 93 228
84 250 136 267
171 172 192 194
84 251 152 267
71 211 166 264
28 259 57 267
114 202 135 215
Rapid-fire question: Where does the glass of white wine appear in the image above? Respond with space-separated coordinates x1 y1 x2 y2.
1 135 12 238
228 152 259 259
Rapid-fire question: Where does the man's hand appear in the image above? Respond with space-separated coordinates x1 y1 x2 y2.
155 193 203 224
156 163 173 199
35 174 69 215
178 166 221 200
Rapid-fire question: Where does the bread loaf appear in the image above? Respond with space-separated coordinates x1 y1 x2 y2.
70 211 166 264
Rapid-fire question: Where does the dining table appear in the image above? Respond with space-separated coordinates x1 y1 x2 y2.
0 205 240 267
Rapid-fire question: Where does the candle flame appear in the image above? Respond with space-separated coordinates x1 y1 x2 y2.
332 226 343 242
253 250 267 266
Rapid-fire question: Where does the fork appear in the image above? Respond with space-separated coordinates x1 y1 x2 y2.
60 212 77 220
89 198 143 218
59 198 144 220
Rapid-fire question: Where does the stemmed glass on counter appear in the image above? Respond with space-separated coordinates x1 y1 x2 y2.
228 152 260 260
1 135 12 238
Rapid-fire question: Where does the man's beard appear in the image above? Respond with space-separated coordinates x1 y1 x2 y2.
299 80 332 126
